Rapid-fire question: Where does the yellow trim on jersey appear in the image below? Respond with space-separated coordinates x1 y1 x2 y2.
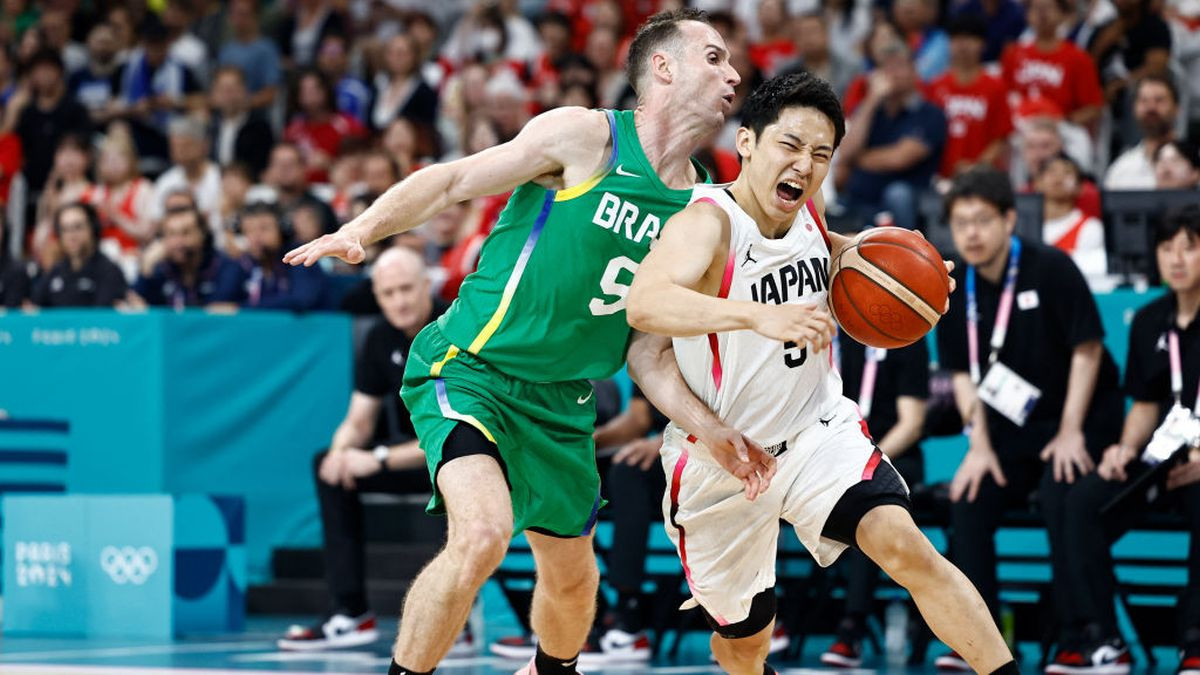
429 345 460 377
554 168 610 202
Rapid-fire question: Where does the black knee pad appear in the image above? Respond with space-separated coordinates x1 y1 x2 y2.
703 587 777 639
822 449 911 548
436 423 511 488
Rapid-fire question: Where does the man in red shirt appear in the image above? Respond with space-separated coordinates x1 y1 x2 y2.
1001 0 1104 129
926 15 1012 177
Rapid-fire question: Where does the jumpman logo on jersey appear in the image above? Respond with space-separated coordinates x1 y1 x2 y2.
742 247 757 267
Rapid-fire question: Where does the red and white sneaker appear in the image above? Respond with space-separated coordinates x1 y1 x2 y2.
596 628 652 662
821 639 863 668
768 626 790 655
1044 638 1132 674
935 650 971 671
276 612 379 651
1178 643 1200 675
490 634 538 660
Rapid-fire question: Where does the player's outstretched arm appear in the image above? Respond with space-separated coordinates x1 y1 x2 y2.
627 330 776 501
283 107 606 266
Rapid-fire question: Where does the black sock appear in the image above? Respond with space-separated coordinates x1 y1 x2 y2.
988 660 1019 675
388 660 432 675
764 665 777 675
534 645 580 674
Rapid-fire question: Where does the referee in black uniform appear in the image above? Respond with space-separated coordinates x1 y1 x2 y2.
1052 205 1200 674
934 168 1124 671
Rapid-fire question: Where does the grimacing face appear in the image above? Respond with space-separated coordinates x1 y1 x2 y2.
736 106 836 225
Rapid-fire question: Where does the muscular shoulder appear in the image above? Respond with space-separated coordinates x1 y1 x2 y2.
521 107 611 168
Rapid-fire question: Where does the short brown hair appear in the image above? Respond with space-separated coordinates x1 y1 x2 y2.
624 8 709 96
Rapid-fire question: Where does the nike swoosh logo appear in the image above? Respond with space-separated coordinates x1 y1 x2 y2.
614 164 639 178
819 417 832 426
577 391 594 405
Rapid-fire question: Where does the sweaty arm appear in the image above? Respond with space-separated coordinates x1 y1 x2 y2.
285 107 609 266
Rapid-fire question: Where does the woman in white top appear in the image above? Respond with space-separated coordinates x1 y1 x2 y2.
1037 153 1111 289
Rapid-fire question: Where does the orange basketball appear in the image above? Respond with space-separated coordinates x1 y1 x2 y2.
829 227 950 349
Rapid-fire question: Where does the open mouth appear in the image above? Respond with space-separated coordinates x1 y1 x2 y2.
776 180 803 205
722 93 734 106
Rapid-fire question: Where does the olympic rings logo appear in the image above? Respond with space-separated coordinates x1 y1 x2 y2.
99 546 158 585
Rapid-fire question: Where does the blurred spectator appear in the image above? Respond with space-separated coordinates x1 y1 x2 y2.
278 247 445 652
530 11 574 103
371 34 438 132
32 134 93 263
39 9 87 75
584 25 629 108
777 13 858 97
841 20 905 115
29 203 127 308
264 143 338 236
362 150 400 198
1155 138 1200 189
1088 0 1172 104
218 162 253 246
316 34 370 126
819 0 873 64
437 62 491 155
131 205 246 309
85 125 157 260
0 0 38 48
441 0 541 67
1013 116 1101 219
276 0 348 69
192 0 227 58
483 70 533 144
153 115 222 234
1036 153 1110 287
1170 1 1200 138
209 66 274 180
162 0 210 86
950 0 1026 63
1105 74 1181 189
217 0 281 110
6 49 91 201
328 152 364 223
69 23 124 126
1001 0 1105 129
748 0 795 77
238 201 331 311
291 203 329 245
0 125 19 208
893 0 950 80
926 15 1013 178
105 5 137 60
285 70 367 184
0 211 31 307
838 41 946 230
0 44 14 107
116 14 204 160
405 11 446 89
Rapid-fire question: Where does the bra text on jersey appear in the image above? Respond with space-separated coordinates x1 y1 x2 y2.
749 256 830 305
592 192 662 245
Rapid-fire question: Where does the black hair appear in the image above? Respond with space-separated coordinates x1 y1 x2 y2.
1036 151 1082 179
739 71 846 149
944 166 1015 218
1155 139 1200 171
1156 204 1200 246
1135 72 1180 106
946 14 988 40
53 202 102 242
27 47 63 73
291 68 337 116
625 8 710 96
163 204 214 250
536 11 572 33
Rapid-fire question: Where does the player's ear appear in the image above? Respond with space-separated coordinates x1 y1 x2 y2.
735 127 754 161
651 50 673 85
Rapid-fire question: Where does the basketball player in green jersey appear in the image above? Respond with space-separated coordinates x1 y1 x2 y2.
284 10 775 675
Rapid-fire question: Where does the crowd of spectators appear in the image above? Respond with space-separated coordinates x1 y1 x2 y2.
0 0 1197 312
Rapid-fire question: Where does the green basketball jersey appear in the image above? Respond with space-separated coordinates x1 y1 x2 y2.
435 109 709 383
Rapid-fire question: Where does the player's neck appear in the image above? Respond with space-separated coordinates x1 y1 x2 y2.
633 105 708 190
978 239 1012 284
729 180 790 238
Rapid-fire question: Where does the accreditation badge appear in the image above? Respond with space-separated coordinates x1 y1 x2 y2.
978 361 1042 427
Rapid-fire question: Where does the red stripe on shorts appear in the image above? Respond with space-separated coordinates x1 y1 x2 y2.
707 246 737 391
668 448 697 590
862 447 883 481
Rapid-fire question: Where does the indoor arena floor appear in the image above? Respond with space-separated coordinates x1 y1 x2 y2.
0 614 1183 674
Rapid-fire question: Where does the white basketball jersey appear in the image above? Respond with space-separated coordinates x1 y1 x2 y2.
672 183 843 450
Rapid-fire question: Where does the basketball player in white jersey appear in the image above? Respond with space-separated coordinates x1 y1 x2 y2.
627 72 1017 675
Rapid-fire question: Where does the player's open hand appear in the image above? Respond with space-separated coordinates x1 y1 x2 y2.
695 426 777 501
751 303 835 353
283 228 366 267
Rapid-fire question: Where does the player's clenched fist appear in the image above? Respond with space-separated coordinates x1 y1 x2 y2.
749 303 836 352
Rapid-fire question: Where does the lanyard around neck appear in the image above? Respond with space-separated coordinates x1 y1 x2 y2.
967 236 1021 385
1167 329 1200 414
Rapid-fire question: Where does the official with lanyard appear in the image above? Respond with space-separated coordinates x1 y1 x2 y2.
819 330 931 666
1050 205 1200 671
932 168 1124 670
